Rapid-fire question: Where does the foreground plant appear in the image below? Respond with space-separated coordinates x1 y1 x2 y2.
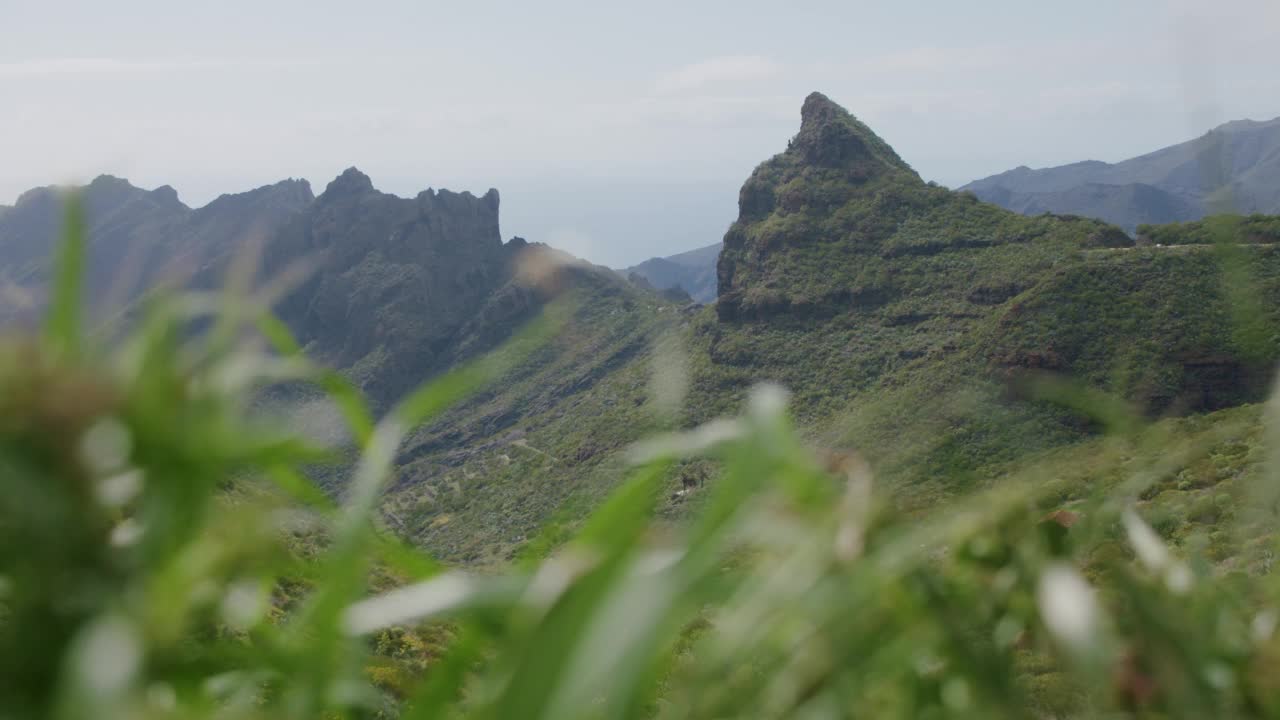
4 200 1280 719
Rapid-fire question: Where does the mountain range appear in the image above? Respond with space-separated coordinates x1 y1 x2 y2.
2 93 1279 562
961 116 1280 232
620 242 720 303
0 174 314 327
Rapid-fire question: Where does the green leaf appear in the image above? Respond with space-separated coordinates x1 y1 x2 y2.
44 192 87 360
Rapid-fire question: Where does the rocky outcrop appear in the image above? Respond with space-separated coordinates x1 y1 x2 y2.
259 168 514 406
716 93 925 321
789 92 916 176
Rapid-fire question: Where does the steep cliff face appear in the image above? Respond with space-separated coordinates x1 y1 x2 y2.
261 169 537 406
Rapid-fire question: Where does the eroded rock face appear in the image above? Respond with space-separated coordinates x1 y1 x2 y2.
262 168 518 406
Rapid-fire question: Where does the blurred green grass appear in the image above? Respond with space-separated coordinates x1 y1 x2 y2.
4 197 1280 719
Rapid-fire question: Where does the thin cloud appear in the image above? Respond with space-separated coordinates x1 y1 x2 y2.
849 46 1013 75
0 57 322 77
654 55 781 94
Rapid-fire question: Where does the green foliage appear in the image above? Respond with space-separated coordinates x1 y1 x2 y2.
1138 214 1280 247
0 200 558 718
9 199 1280 720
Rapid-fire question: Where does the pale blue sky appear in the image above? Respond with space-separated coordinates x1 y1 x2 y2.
2 0 1277 265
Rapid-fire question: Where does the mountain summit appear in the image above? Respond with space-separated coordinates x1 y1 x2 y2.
716 92 1111 322
322 167 376 197
793 91 916 176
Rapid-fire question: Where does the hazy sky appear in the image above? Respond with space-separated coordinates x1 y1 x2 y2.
3 0 1278 266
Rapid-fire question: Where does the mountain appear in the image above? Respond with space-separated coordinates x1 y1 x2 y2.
258 168 524 408
377 93 1280 559
0 174 314 325
266 173 686 561
686 93 1280 492
0 166 687 564
962 116 1280 232
975 181 1203 228
3 94 1280 564
621 242 721 303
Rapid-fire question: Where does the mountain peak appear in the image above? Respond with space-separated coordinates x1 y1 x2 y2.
791 92 915 177
322 167 375 198
798 91 843 127
87 174 135 190
152 184 181 205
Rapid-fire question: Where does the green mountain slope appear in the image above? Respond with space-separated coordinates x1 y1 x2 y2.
382 265 684 563
356 93 1280 561
680 93 1280 499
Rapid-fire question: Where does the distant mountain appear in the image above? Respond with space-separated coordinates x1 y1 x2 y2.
249 171 686 560
620 242 720 303
962 116 1280 232
0 174 313 325
0 168 686 564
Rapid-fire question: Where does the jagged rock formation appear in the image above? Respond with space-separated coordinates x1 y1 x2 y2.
259 168 525 405
962 116 1280 232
